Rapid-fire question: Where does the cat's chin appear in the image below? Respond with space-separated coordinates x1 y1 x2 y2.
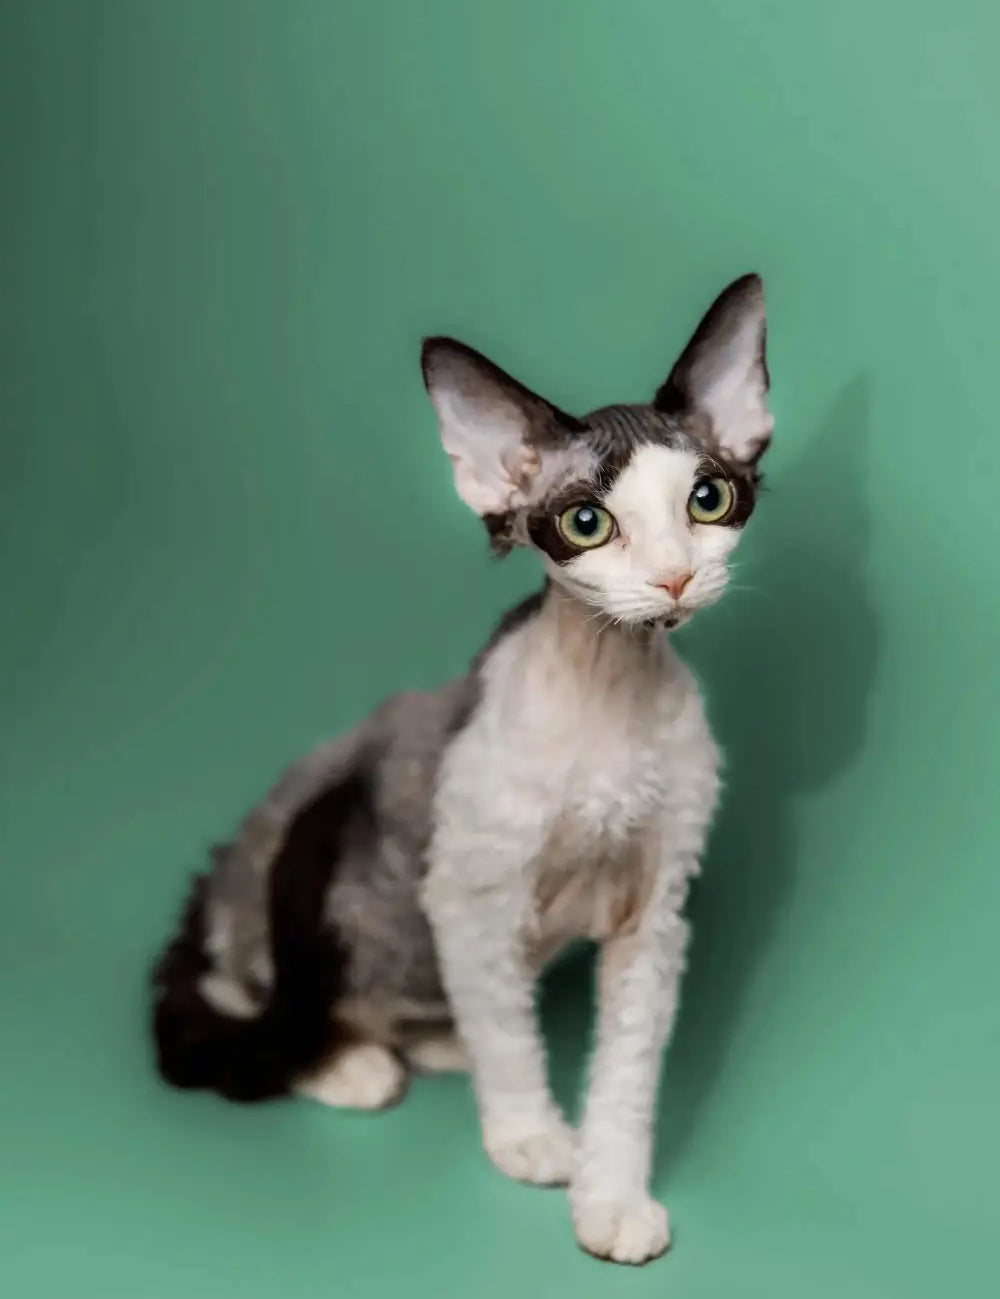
628 609 694 634
658 611 692 631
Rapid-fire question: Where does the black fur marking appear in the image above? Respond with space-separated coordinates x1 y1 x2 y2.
525 470 625 566
151 772 377 1103
692 454 759 529
527 512 580 564
482 510 516 555
722 473 757 528
580 404 687 465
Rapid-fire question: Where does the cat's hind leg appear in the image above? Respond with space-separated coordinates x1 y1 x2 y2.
405 1030 469 1074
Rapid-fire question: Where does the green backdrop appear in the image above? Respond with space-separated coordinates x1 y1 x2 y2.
2 2 996 1295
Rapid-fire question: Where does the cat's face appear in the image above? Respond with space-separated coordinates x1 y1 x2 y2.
422 275 772 629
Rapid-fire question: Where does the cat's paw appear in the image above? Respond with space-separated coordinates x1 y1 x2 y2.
295 1043 407 1111
483 1112 576 1186
571 1191 671 1265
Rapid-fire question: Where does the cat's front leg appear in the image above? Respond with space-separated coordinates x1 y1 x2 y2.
569 867 691 1264
422 839 574 1188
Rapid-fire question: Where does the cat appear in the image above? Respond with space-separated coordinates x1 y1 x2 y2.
151 273 773 1265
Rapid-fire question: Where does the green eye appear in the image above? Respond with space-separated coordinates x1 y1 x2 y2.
688 476 735 525
557 503 616 549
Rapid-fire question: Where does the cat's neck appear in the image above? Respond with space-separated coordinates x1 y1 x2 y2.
532 581 668 675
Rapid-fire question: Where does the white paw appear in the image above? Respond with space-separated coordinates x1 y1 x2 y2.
405 1033 470 1074
483 1112 576 1186
571 1192 671 1265
295 1043 406 1111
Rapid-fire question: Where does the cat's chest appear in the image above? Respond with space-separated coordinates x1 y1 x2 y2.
432 618 716 878
475 629 705 842
518 682 668 825
519 669 710 954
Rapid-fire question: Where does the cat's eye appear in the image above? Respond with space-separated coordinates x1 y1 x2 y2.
688 476 735 525
557 503 616 550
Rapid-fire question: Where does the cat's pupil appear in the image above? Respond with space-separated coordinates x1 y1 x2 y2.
574 507 598 536
694 480 720 511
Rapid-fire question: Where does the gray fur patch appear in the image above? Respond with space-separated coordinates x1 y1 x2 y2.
198 608 537 1041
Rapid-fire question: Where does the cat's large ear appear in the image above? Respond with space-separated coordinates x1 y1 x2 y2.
421 338 577 516
654 274 772 465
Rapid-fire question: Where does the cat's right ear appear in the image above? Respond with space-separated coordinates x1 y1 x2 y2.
421 338 572 516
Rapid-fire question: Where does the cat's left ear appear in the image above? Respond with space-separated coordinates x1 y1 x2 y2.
654 274 772 466
421 337 576 516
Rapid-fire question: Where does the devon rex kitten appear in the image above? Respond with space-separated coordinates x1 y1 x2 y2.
152 274 773 1265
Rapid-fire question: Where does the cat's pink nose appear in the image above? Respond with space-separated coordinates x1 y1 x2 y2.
655 572 693 600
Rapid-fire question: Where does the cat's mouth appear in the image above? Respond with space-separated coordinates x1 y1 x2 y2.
643 608 692 632
667 613 693 629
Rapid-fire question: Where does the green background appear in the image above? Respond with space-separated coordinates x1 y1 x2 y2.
2 2 996 1295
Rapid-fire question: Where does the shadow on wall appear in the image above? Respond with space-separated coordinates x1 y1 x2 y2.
542 378 879 1177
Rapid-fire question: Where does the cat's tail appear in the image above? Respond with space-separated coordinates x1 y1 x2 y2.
151 754 368 1103
150 883 330 1103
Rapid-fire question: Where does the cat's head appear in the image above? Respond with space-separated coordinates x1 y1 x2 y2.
422 275 771 629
